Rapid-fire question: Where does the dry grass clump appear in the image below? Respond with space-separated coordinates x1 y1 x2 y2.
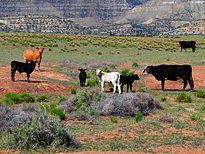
92 92 163 116
0 102 80 149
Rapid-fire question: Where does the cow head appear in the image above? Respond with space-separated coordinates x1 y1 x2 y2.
37 46 46 54
78 69 86 72
133 74 140 80
142 65 152 75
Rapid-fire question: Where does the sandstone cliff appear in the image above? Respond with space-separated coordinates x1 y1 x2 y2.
0 0 149 26
117 0 205 28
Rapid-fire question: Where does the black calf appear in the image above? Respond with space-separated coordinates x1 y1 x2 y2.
78 69 87 87
11 61 37 83
120 74 140 93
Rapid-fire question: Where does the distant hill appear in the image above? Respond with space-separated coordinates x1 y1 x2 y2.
117 0 205 28
0 0 204 35
0 0 149 27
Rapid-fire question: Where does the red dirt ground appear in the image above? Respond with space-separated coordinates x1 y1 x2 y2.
1 62 205 154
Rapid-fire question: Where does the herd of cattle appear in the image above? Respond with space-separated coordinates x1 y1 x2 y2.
10 40 196 93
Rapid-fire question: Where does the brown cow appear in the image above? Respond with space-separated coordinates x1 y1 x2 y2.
24 46 45 71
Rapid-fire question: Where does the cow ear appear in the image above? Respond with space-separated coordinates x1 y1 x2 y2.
78 69 80 71
83 69 86 71
43 48 45 50
36 47 39 49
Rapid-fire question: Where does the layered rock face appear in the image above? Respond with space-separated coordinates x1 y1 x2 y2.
117 0 205 27
0 0 148 26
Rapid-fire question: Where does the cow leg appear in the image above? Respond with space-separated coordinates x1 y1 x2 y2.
117 83 121 94
121 84 124 93
27 73 30 83
130 84 133 92
182 80 188 91
192 47 195 52
11 69 16 81
161 80 165 91
113 83 117 94
38 61 40 72
188 79 194 91
101 82 105 93
127 84 129 92
185 48 186 52
180 48 182 52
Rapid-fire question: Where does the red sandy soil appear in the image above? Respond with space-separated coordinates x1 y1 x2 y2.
0 62 205 154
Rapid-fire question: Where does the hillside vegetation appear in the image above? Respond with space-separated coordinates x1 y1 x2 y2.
0 33 205 153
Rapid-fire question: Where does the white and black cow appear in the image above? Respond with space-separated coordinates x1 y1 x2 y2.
96 69 121 94
142 65 194 91
179 41 196 52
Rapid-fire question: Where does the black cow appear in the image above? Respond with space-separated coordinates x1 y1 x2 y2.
11 60 37 83
78 69 87 87
179 41 196 52
142 65 194 91
120 74 140 93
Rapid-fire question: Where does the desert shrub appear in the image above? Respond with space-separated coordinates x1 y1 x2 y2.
2 92 20 105
86 72 91 78
199 105 205 112
37 94 49 102
194 90 205 98
190 113 201 121
171 119 188 129
87 78 99 86
0 112 80 150
53 44 58 47
58 95 66 104
137 88 146 92
132 62 139 67
50 102 59 110
50 108 65 120
92 93 163 116
110 116 118 123
91 70 96 76
135 112 144 122
120 68 134 76
72 88 103 109
102 66 110 73
161 96 167 102
19 93 35 103
158 116 173 123
97 51 102 55
70 88 77 94
176 92 192 103
109 64 116 69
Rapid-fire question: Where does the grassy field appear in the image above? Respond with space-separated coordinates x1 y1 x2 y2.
0 33 205 153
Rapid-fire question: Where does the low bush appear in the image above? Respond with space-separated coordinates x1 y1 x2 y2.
37 94 49 102
0 112 80 150
137 88 146 92
190 113 201 121
120 68 134 76
110 116 118 123
161 96 167 102
70 88 77 94
176 92 192 103
50 108 65 120
19 93 35 103
135 112 144 122
132 62 139 67
194 90 205 98
1 92 20 105
58 95 66 104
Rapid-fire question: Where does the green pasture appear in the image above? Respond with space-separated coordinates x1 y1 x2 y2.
0 33 204 65
0 33 205 153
